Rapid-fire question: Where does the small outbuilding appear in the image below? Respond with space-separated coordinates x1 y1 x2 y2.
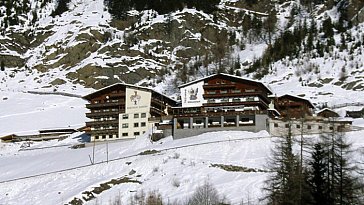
317 108 340 118
274 94 315 119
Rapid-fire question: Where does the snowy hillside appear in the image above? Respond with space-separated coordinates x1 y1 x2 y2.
0 128 363 205
0 0 363 99
1 1 364 203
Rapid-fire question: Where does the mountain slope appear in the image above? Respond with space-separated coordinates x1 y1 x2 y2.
0 0 364 103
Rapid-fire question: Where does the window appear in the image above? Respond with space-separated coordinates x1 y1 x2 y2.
122 133 128 137
141 122 146 127
221 98 229 102
115 135 119 138
95 136 99 140
296 125 300 129
134 123 139 127
285 124 289 128
274 123 278 128
246 97 255 102
122 123 128 128
109 135 113 139
122 114 128 119
329 126 333 130
232 98 241 102
207 91 216 94
102 135 106 139
207 99 215 103
134 113 139 118
232 89 241 93
319 126 323 130
141 113 147 118
307 125 311 129
134 132 140 136
220 90 228 94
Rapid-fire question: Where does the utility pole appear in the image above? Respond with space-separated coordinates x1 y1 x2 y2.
92 137 95 164
106 139 109 163
299 116 304 205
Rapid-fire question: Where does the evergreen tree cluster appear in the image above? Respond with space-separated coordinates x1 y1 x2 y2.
105 0 220 20
0 0 51 29
51 0 71 17
0 0 31 27
265 126 363 205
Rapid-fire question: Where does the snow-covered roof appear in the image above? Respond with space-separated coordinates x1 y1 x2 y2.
278 94 315 108
268 108 281 116
316 108 338 114
178 73 273 94
83 83 177 104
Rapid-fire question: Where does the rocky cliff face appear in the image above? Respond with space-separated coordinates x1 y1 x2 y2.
0 0 364 97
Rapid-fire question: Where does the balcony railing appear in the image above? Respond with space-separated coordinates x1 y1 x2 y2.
203 91 268 98
88 128 119 135
86 101 124 109
86 111 121 118
203 83 236 89
203 99 269 109
172 110 267 118
86 120 119 126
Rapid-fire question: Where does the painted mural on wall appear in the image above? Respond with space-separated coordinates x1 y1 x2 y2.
181 81 206 107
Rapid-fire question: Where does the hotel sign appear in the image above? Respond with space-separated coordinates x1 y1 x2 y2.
125 88 151 113
180 81 205 107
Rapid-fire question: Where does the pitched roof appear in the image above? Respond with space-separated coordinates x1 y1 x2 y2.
83 83 177 104
178 73 273 94
317 108 337 114
278 94 315 108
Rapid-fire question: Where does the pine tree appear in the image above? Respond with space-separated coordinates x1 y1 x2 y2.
340 33 347 51
0 61 4 71
264 124 303 205
307 143 329 205
315 131 363 204
322 17 334 38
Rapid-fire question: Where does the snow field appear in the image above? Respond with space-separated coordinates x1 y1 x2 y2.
1 128 363 205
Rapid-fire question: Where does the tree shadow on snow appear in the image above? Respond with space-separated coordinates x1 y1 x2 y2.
72 133 91 143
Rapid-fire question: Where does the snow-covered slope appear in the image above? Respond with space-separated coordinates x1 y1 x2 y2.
0 129 363 205
0 91 87 136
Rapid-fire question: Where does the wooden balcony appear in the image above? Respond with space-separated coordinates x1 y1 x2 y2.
108 93 125 98
173 110 267 118
203 83 236 89
88 129 119 135
151 98 166 107
150 107 165 116
86 111 121 118
86 120 119 127
86 101 124 109
203 91 267 99
203 99 269 109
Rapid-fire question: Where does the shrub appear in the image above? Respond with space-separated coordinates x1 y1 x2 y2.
186 181 228 205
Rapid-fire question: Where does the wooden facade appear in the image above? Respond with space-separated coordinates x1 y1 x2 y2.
83 83 177 140
317 108 340 118
172 73 272 116
274 94 314 119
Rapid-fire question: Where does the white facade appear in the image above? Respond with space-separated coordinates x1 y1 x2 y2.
180 81 206 108
119 88 152 139
269 119 352 136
